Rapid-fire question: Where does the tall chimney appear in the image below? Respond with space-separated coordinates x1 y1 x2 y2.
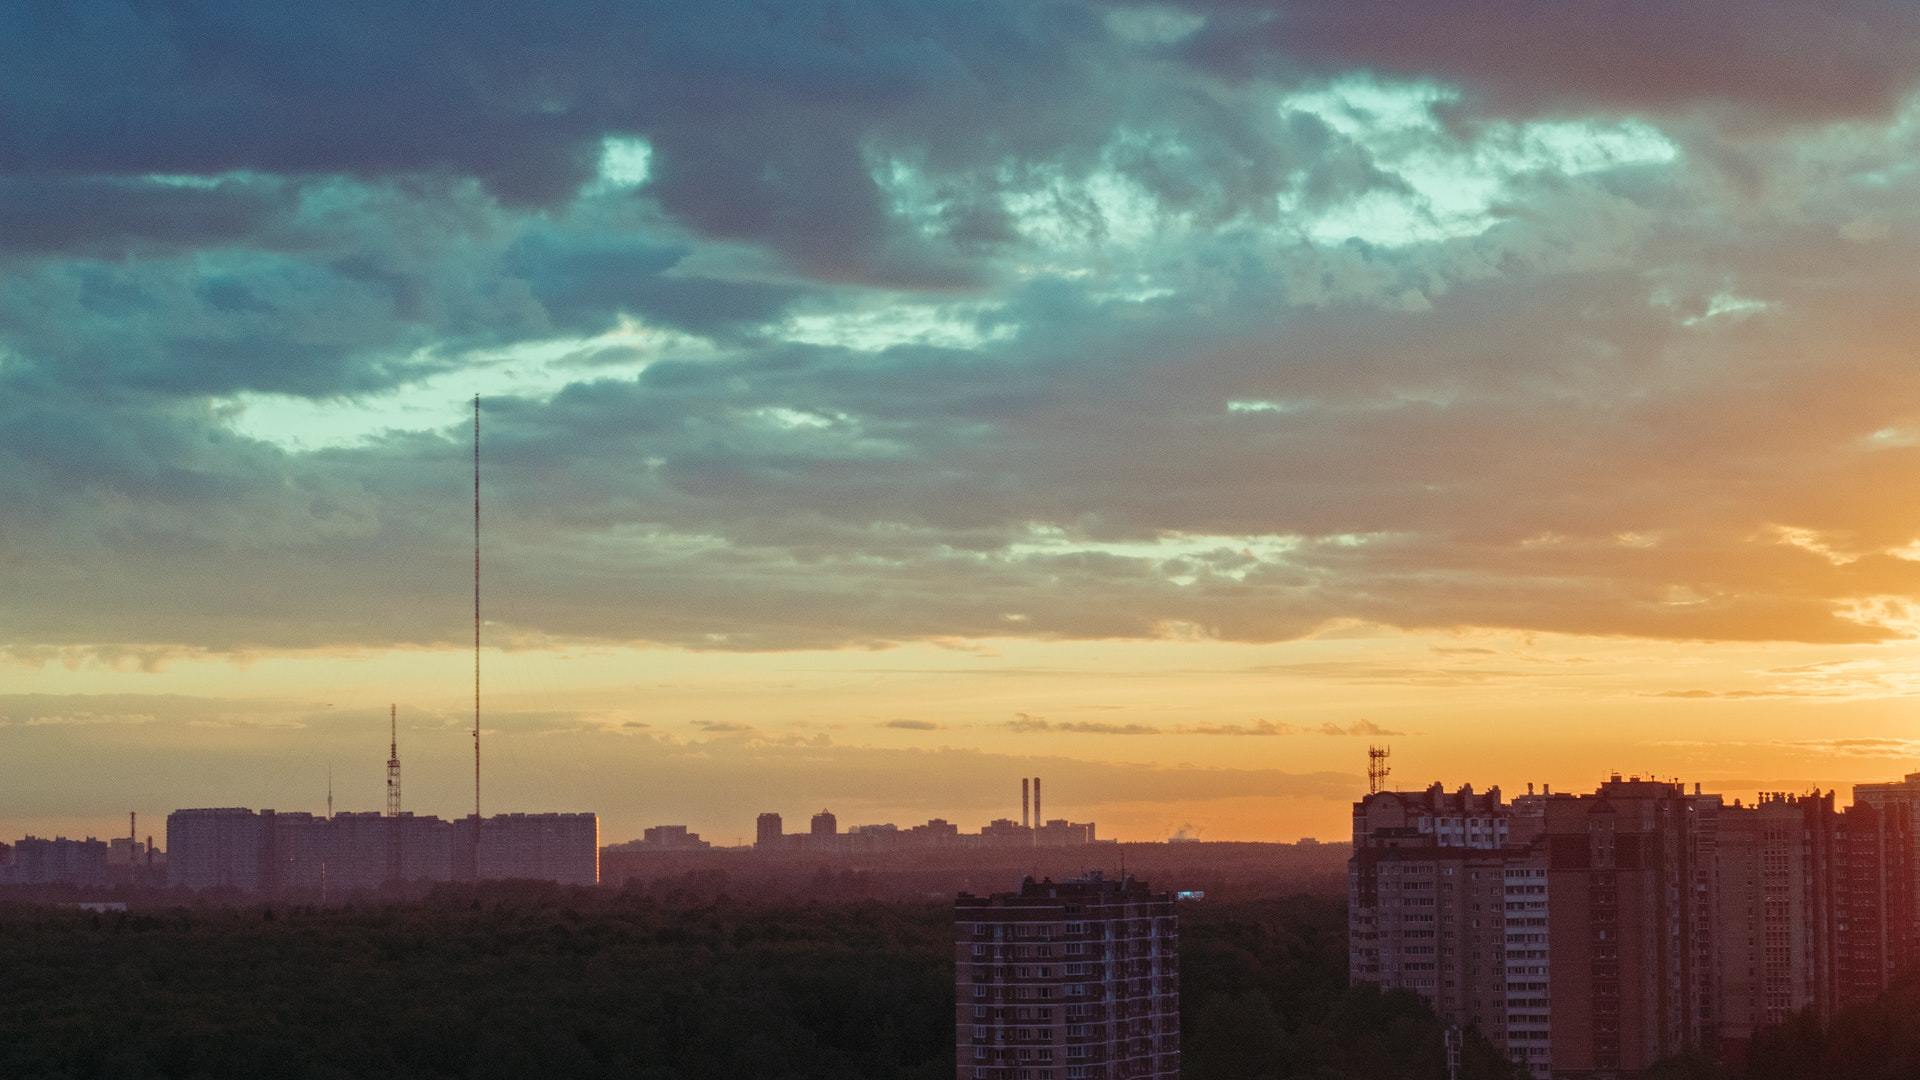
1033 777 1042 825
1022 778 1030 828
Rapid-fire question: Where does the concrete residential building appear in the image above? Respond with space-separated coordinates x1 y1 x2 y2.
467 812 599 886
810 809 838 841
956 873 1179 1080
1534 777 1709 1077
0 835 111 886
168 807 596 893
1353 772 1920 1080
756 812 784 849
1349 782 1521 1053
167 808 269 891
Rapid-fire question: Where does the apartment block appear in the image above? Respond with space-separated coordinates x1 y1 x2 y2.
168 807 596 893
1353 772 1918 1079
956 873 1179 1080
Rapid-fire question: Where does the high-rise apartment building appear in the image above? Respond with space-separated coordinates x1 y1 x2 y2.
168 807 596 892
955 873 1179 1080
1353 773 1918 1079
811 809 838 840
0 835 111 886
1348 782 1517 1047
464 812 599 885
1533 778 1709 1075
756 812 784 849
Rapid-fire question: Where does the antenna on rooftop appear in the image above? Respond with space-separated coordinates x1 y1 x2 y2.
1367 745 1393 795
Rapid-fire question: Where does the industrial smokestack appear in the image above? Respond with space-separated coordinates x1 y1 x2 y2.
1022 778 1030 828
1033 777 1042 825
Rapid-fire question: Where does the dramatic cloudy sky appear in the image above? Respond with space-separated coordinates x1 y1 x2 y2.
10 1 1920 845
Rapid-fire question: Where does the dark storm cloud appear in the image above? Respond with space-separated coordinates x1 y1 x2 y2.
0 0 1129 285
1178 1 1920 128
0 176 293 257
9 0 1920 660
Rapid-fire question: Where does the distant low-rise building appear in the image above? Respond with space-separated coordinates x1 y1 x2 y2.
639 824 711 851
747 808 1104 854
1034 819 1096 847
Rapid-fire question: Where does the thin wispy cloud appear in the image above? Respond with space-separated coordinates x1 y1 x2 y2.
1007 713 1162 736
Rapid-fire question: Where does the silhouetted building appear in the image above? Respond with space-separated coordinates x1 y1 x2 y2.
639 825 710 850
1035 819 1098 847
0 835 110 886
910 818 962 845
168 807 595 892
756 812 783 849
466 813 599 886
167 808 268 891
979 818 1033 847
811 809 838 840
326 812 454 889
956 873 1179 1080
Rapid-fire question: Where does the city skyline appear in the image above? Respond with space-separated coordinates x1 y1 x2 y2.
14 3 1920 847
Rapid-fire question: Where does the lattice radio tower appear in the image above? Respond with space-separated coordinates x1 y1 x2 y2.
1367 745 1392 795
385 703 402 817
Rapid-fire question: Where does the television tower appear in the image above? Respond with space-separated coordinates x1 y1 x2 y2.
471 394 482 871
1367 745 1392 795
385 704 402 817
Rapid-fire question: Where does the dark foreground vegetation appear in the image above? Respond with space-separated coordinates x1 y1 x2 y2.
1647 976 1920 1080
0 886 1519 1080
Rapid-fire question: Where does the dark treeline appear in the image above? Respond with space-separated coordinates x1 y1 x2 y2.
0 886 1519 1080
1647 977 1920 1080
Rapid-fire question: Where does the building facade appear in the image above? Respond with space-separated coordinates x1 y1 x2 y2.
756 812 784 849
1352 774 1919 1079
0 835 111 886
955 873 1179 1080
168 807 596 893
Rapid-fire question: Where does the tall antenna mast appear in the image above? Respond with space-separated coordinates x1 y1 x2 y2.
327 765 334 819
386 704 402 817
1367 745 1392 795
472 394 483 868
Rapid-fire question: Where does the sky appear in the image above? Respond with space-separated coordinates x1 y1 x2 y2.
10 1 1920 846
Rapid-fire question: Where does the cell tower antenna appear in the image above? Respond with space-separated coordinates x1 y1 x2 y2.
1367 745 1392 795
472 394 482 870
327 765 334 819
386 703 402 817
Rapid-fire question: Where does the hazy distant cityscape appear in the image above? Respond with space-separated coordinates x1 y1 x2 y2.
0 774 1117 893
